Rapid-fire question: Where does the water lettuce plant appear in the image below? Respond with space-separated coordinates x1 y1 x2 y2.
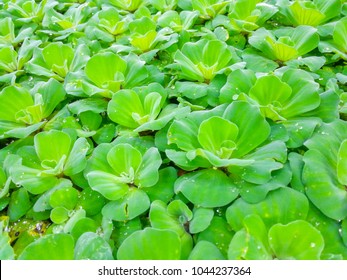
173 38 233 82
276 0 341 26
249 25 319 62
1 0 347 261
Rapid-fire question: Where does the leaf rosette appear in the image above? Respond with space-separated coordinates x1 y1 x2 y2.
0 79 66 139
192 0 231 20
319 17 347 60
85 142 162 200
9 130 89 194
173 39 233 82
166 101 287 184
277 0 341 27
107 84 190 132
27 42 89 81
83 52 149 98
227 0 278 33
220 68 339 148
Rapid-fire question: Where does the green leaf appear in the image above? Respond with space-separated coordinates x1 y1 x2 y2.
342 219 347 248
0 221 14 260
68 98 108 115
333 17 347 53
280 69 320 119
241 49 279 73
70 218 99 241
18 234 74 260
77 187 106 216
64 137 90 176
49 186 79 210
8 188 32 222
229 141 286 184
219 69 257 104
50 206 69 224
74 232 113 260
168 118 200 151
337 139 347 186
33 179 72 212
228 215 272 260
34 130 71 163
107 89 144 128
135 147 162 187
287 0 325 26
87 170 129 201
143 167 176 203
188 241 225 260
223 101 270 157
149 200 187 237
306 205 347 259
107 143 142 179
198 116 238 158
39 78 66 119
249 26 319 61
292 25 320 56
85 52 127 93
189 208 214 234
174 39 232 81
10 164 61 194
0 86 34 123
197 216 234 257
42 43 74 77
268 220 324 260
117 228 181 260
226 188 309 231
175 169 239 208
303 120 347 220
102 188 150 221
250 74 291 104
167 199 193 223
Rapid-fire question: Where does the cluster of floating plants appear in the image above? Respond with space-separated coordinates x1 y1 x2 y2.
1 0 347 260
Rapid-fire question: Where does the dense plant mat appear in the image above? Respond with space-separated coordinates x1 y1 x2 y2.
1 0 347 260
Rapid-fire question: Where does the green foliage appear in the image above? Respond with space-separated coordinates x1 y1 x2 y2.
1 0 347 261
